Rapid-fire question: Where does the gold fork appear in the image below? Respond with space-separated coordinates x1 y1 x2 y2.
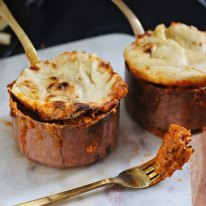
0 0 39 65
111 0 145 36
16 158 161 206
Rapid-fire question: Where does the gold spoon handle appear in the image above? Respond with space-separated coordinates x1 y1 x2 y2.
111 0 145 36
0 0 39 65
15 178 115 206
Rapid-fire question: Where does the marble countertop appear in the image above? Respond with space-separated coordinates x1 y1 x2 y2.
0 34 192 206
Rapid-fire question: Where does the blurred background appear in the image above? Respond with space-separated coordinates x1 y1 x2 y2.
1 0 206 58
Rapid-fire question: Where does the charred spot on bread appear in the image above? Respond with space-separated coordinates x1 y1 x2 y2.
30 66 40 71
57 82 69 90
50 76 59 81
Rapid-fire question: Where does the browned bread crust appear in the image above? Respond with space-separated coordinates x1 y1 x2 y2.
11 51 127 120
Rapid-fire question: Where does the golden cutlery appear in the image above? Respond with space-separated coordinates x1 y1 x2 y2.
15 124 193 206
0 0 39 65
111 0 145 36
16 158 161 206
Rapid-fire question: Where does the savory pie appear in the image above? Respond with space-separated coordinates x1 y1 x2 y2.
8 51 128 167
124 22 206 86
124 23 206 135
10 51 128 121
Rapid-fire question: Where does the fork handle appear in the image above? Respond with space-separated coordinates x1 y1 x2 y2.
0 0 39 65
15 178 116 206
111 0 145 36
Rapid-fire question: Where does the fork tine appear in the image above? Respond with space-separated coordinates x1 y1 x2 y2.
147 171 159 180
142 163 154 170
145 167 155 175
141 159 155 170
149 173 160 181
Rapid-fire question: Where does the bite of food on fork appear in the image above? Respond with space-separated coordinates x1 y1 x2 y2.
154 124 193 182
16 124 193 206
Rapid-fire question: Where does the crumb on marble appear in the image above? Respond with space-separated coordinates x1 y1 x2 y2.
144 153 152 157
0 120 12 127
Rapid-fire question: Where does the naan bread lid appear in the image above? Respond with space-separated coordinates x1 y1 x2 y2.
124 22 206 87
11 51 128 120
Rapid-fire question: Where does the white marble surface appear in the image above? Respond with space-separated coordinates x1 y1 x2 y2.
0 34 192 206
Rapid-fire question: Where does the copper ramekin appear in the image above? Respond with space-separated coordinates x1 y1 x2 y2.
125 64 206 137
9 92 119 168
